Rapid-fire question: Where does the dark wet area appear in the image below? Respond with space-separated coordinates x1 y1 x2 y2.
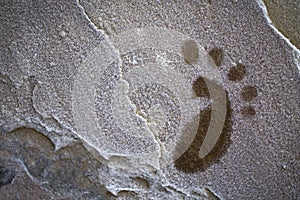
209 47 224 67
174 90 232 173
227 63 246 82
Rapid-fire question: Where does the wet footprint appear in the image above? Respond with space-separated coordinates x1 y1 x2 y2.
174 48 232 173
174 54 259 173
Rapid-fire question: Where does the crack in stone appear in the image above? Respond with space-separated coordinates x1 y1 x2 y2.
118 66 163 170
75 0 106 38
27 81 78 149
75 1 163 169
204 187 221 200
257 0 300 72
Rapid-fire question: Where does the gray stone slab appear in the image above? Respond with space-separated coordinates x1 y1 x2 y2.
1 0 299 199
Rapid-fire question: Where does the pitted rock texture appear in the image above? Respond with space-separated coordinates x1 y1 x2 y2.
1 0 299 199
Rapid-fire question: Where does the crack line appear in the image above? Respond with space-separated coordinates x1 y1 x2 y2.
118 66 164 169
75 0 106 37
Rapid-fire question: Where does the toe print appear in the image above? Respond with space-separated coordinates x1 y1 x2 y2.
241 86 258 102
174 47 232 173
227 63 246 82
209 47 224 67
241 106 256 117
227 63 259 117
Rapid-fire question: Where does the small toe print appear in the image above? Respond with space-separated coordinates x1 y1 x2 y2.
209 47 224 67
0 165 16 188
241 106 256 117
227 63 246 82
241 86 258 102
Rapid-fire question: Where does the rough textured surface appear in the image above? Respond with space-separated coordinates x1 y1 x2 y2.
1 0 299 199
263 0 300 49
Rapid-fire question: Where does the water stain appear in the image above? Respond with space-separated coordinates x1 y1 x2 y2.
241 86 258 102
10 128 55 152
174 91 232 173
8 128 55 178
209 47 224 67
181 39 199 65
263 0 300 49
227 63 246 82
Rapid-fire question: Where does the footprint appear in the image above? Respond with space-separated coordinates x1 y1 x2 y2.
174 48 232 173
175 55 259 173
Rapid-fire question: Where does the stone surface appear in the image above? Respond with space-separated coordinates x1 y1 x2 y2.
1 0 299 199
263 0 300 49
